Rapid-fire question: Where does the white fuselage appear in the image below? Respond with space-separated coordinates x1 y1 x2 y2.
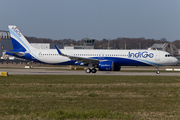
30 49 178 66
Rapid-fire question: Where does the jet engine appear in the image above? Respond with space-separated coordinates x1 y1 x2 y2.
98 61 121 71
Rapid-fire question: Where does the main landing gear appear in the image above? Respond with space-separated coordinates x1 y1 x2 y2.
156 66 160 74
85 68 97 73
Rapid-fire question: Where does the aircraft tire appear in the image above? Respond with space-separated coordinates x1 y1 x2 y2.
91 68 97 73
85 68 91 73
156 70 160 74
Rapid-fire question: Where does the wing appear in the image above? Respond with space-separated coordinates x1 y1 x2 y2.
55 45 99 65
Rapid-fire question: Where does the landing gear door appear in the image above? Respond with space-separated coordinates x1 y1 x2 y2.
155 51 160 61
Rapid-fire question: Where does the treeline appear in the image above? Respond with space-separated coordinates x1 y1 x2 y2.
26 36 180 49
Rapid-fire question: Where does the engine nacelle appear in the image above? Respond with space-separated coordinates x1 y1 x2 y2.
98 61 121 71
98 61 114 71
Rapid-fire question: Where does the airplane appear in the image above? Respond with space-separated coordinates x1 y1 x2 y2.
6 25 179 74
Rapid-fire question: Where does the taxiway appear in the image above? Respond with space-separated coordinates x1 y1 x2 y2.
1 68 180 76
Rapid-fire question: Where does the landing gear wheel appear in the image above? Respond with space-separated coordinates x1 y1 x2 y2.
85 68 91 73
156 66 160 74
156 70 160 74
91 68 97 73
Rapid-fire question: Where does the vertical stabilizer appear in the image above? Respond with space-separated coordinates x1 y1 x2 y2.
8 25 34 52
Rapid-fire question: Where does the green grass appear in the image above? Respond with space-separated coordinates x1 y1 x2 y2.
0 75 180 119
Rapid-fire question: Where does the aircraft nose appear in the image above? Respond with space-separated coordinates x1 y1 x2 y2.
174 57 179 65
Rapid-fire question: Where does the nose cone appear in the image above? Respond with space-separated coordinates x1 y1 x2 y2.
173 57 179 65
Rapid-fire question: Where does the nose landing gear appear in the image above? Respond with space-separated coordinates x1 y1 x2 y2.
156 67 160 74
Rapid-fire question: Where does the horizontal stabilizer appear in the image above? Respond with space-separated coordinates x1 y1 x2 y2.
6 50 25 57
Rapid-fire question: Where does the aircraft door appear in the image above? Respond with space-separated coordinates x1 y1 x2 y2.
155 51 160 61
69 52 74 56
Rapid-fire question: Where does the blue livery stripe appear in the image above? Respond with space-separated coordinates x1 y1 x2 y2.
9 28 31 52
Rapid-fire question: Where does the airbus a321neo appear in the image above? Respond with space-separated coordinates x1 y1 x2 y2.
6 25 179 74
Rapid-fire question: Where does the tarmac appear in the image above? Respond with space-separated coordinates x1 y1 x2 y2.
1 67 180 76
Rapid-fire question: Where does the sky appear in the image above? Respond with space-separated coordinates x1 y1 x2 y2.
1 0 180 41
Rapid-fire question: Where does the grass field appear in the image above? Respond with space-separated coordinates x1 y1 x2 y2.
0 75 180 120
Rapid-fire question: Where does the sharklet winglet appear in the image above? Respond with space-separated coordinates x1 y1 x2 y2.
55 45 67 57
55 45 62 54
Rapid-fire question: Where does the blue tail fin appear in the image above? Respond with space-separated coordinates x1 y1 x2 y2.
8 25 34 52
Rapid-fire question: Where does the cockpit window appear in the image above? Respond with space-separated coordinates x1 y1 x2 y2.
165 54 173 57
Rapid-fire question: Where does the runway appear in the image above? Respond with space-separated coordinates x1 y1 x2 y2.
1 68 180 76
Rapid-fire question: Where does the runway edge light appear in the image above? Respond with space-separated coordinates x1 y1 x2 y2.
1 72 8 76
